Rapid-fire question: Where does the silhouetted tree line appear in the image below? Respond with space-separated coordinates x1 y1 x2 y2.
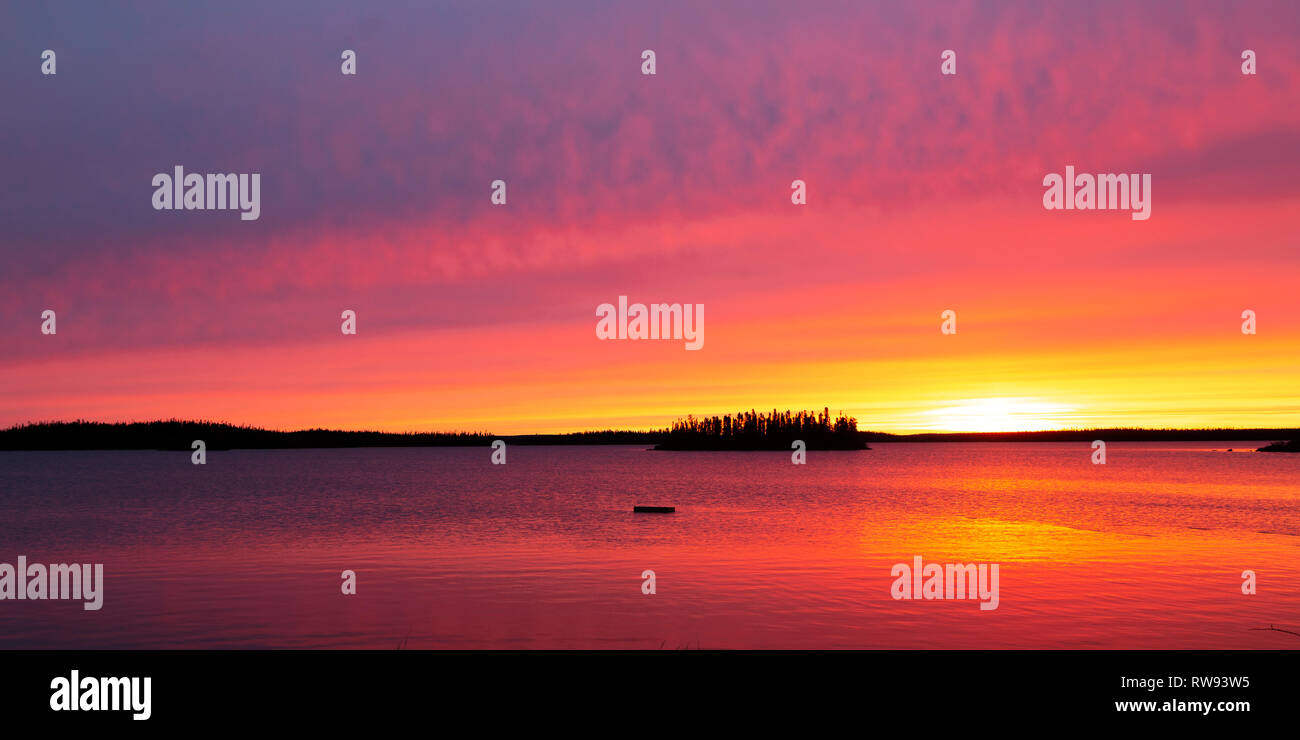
5 419 1295 451
505 430 663 445
0 420 493 450
654 407 868 450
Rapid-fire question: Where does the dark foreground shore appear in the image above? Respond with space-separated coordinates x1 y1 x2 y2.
1 420 1298 451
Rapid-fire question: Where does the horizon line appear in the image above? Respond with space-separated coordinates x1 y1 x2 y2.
4 418 1299 438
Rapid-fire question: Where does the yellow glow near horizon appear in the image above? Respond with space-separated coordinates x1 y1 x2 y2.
920 398 1079 433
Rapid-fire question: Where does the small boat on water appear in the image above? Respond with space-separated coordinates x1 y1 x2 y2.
633 505 675 513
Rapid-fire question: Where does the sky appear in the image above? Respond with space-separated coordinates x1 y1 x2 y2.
1 0 1298 434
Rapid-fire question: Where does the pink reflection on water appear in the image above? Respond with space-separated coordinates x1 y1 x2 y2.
1 443 1297 648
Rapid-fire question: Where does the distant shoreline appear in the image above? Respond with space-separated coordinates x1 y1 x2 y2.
0 420 1296 451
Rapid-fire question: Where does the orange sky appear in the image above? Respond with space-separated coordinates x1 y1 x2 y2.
2 1 1298 434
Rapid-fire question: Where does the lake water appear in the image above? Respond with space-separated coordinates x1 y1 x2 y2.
1 443 1297 648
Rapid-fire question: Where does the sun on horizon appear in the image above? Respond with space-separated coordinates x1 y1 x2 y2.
917 397 1081 433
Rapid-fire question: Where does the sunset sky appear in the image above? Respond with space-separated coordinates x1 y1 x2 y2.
2 0 1298 434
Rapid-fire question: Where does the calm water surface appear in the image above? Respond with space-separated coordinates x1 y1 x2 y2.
1 443 1297 648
